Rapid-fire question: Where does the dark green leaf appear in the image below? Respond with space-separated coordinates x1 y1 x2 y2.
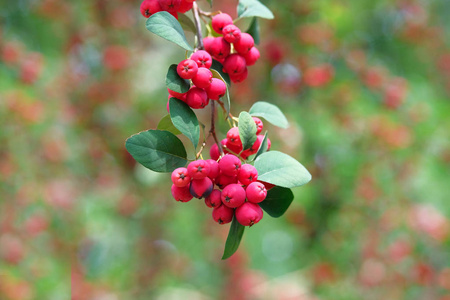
146 11 193 51
166 64 190 93
246 17 260 45
237 0 274 19
238 111 257 150
125 129 188 173
254 151 311 188
169 98 200 149
222 216 245 260
259 186 294 218
157 114 182 135
211 59 231 86
253 131 268 160
177 13 196 34
249 101 289 129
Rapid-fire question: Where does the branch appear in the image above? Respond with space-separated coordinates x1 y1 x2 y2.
210 101 224 156
192 2 204 50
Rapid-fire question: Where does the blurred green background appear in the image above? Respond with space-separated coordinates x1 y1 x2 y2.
1 0 450 299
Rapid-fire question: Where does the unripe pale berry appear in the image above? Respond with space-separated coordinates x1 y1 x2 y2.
171 167 191 187
186 87 208 109
246 181 267 203
221 183 246 208
209 37 231 60
226 127 241 146
205 159 220 179
190 177 213 198
219 154 241 176
210 143 220 161
223 54 246 75
222 24 241 43
205 78 226 100
205 189 222 208
215 173 238 189
171 184 193 202
190 50 212 69
177 0 193 13
187 159 210 179
212 205 234 224
235 202 263 226
253 117 263 134
243 47 260 66
140 0 162 18
158 0 181 13
238 164 258 186
192 67 213 89
211 13 233 34
177 59 198 79
229 67 248 83
233 33 254 54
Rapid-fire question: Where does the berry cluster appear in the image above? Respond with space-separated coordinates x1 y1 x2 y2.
168 50 227 110
210 117 271 161
140 0 194 19
203 13 260 83
171 154 268 227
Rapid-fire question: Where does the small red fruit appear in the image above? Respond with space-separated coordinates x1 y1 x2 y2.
205 78 227 100
158 0 181 13
235 202 263 226
171 167 191 187
187 159 210 179
192 67 213 89
223 54 247 75
190 177 214 198
218 154 241 176
221 183 246 208
206 159 220 179
243 47 260 66
171 184 193 202
190 50 212 69
226 127 241 146
238 164 258 186
209 37 231 60
205 189 222 208
140 0 162 18
212 205 234 224
222 24 241 43
233 33 254 54
246 182 267 203
186 87 209 109
177 59 198 79
211 13 233 34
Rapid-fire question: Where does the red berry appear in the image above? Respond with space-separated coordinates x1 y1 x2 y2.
140 0 162 18
233 33 254 54
205 189 222 208
238 164 258 186
190 177 214 198
205 78 227 100
171 167 191 187
229 67 248 83
243 47 260 66
210 143 220 160
221 183 246 208
235 202 263 226
186 87 209 109
187 159 210 179
249 134 264 153
257 180 275 191
171 184 193 202
209 37 231 60
168 88 187 100
226 127 241 146
190 50 212 69
206 159 220 179
215 173 238 189
192 67 213 89
267 137 271 150
203 37 215 53
246 182 267 203
212 205 234 224
211 13 233 34
223 54 246 75
225 138 243 155
177 0 193 13
177 59 198 79
222 24 241 43
218 154 241 176
253 117 263 134
158 0 181 13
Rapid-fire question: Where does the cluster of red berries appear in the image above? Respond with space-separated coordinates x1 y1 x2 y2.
210 117 271 161
203 13 260 83
168 50 227 110
171 154 267 226
140 0 194 19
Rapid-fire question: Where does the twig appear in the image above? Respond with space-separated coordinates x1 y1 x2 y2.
192 2 204 50
210 101 224 155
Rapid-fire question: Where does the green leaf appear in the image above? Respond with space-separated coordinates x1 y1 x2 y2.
157 114 182 135
166 64 190 94
259 186 294 218
254 151 311 188
237 0 274 19
206 0 212 7
222 216 245 260
169 98 200 149
125 129 188 173
146 11 193 51
253 131 268 160
246 17 260 45
177 13 196 34
211 60 231 86
249 101 289 129
224 89 231 119
238 111 257 150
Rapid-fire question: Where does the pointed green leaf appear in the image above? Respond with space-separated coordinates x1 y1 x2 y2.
169 98 200 149
166 64 190 93
211 60 231 86
157 114 182 135
254 151 311 188
222 216 245 260
177 13 196 34
237 0 274 19
259 186 294 218
249 101 289 129
246 17 260 45
146 11 193 51
238 111 257 150
253 131 268 160
125 129 188 173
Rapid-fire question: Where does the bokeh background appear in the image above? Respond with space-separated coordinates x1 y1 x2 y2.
1 0 450 299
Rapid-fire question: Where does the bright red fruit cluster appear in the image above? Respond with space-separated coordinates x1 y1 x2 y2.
203 13 260 83
140 0 194 19
171 154 267 227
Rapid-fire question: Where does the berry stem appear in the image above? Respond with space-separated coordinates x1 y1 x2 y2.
192 2 204 50
210 100 224 156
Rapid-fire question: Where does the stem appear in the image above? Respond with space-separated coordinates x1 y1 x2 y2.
192 2 204 50
210 101 224 155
